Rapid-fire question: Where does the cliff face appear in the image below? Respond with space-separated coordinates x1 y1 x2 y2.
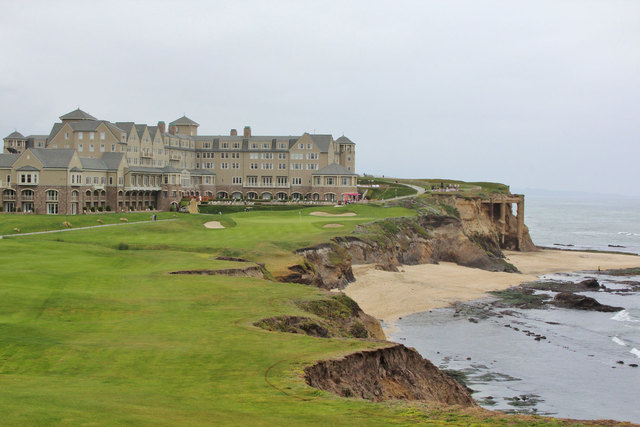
304 344 476 406
254 293 386 340
450 197 537 252
280 214 518 290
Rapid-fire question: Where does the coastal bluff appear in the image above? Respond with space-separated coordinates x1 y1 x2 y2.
304 344 475 406
280 199 535 289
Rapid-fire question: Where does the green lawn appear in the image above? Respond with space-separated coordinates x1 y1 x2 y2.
358 177 418 200
0 208 574 425
398 178 510 196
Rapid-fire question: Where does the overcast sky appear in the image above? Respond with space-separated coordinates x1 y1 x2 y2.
2 0 638 196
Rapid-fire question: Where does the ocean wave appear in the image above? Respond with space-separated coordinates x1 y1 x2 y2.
631 348 640 359
610 310 639 323
612 336 627 346
617 232 640 237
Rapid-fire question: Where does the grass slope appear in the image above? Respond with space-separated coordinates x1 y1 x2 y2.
0 208 584 425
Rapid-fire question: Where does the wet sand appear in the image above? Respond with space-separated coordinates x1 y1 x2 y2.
344 249 639 333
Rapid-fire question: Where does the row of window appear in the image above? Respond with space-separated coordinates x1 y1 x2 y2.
78 143 116 153
66 132 106 141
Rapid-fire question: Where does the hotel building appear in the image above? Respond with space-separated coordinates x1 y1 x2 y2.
1 109 357 214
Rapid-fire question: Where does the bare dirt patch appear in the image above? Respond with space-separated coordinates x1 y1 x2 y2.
204 221 225 229
323 223 345 228
310 212 356 217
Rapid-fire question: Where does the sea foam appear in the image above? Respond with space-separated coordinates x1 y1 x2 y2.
610 310 639 323
631 348 640 358
612 336 626 346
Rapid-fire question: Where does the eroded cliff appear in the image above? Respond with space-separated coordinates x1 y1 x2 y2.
304 344 476 406
279 214 519 290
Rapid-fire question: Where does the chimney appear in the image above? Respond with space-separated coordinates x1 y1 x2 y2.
158 121 166 134
168 124 177 135
244 126 251 137
230 129 237 136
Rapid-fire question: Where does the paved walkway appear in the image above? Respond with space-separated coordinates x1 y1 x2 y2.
384 183 426 202
0 218 177 239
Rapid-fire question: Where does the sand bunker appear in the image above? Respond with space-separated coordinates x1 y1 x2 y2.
204 221 225 229
323 223 345 228
310 212 356 217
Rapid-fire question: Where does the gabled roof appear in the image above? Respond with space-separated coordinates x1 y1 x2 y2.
80 157 108 171
69 120 102 132
30 148 76 168
0 153 20 168
135 124 148 136
17 165 40 171
60 108 97 121
101 152 126 170
4 131 25 140
170 116 199 126
115 122 135 134
308 134 333 153
105 122 126 136
148 126 158 140
48 122 64 141
313 163 356 176
336 136 355 145
26 135 48 140
70 167 83 172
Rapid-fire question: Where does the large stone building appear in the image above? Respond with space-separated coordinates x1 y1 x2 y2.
1 109 357 214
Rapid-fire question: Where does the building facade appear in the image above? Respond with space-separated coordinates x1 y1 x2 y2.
1 109 357 214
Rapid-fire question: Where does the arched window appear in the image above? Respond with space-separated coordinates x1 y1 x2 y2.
46 190 58 201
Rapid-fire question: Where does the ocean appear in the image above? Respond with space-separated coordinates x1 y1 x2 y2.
525 192 640 255
391 192 640 423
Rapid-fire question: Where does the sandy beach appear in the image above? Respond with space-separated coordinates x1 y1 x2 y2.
344 249 639 333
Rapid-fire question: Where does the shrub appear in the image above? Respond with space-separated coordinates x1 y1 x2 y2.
105 205 111 212
90 207 96 212
97 206 104 212
116 242 129 250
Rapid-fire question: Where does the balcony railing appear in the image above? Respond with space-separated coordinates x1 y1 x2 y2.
124 185 162 191
242 183 290 189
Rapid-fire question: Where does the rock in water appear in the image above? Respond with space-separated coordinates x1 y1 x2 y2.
552 292 623 312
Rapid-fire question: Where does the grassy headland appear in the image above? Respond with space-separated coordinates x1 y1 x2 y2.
0 205 602 425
